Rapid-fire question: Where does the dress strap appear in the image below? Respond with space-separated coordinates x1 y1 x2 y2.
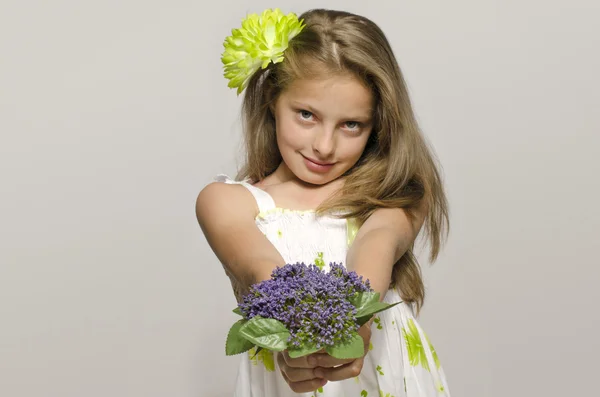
214 174 276 214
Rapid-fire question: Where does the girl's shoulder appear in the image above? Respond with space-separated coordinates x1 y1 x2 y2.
198 174 275 216
196 175 255 220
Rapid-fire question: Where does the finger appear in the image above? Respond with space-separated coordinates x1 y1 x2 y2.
281 350 316 368
281 371 328 393
280 364 322 383
358 325 372 345
277 352 319 383
314 359 364 382
308 353 355 368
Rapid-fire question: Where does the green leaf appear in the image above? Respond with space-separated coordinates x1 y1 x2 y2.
232 307 243 316
349 291 380 311
325 331 364 359
250 346 263 359
357 315 372 326
226 319 255 356
288 343 321 359
356 300 386 317
356 301 401 326
239 316 290 352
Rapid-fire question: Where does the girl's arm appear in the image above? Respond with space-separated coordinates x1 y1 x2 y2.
309 206 428 383
346 205 427 299
195 182 286 295
197 182 327 392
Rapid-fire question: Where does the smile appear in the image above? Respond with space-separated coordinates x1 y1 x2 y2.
301 155 336 173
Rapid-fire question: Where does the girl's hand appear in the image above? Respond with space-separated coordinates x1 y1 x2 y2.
309 322 372 381
276 350 328 393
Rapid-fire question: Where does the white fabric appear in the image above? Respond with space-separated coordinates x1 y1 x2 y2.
215 174 276 214
215 175 451 397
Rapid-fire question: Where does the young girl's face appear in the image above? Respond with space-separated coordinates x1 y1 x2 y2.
272 73 374 186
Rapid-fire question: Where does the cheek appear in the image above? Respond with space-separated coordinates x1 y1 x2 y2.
276 118 304 149
339 137 370 160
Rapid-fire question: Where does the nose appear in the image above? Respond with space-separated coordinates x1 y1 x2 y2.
312 126 335 159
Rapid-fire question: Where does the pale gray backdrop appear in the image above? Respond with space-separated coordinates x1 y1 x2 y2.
1 1 598 396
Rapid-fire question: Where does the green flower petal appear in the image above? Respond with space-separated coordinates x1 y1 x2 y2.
221 8 306 94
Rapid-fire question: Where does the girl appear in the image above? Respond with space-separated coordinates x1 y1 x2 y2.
196 8 451 397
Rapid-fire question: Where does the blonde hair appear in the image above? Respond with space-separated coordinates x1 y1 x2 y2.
236 9 449 312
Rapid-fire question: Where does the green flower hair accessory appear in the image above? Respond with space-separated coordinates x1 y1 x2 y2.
221 8 305 94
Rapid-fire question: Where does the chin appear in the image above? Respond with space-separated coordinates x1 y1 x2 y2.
294 167 340 186
299 175 330 186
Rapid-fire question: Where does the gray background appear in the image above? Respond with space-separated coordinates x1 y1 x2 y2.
1 0 599 396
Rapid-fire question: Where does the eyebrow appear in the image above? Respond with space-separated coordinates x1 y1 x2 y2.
290 101 372 122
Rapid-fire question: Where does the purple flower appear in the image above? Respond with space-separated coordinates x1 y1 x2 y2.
238 262 372 349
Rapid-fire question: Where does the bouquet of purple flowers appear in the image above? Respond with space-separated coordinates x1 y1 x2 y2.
226 262 399 359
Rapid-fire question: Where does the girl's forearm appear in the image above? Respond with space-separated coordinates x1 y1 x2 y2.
346 227 401 300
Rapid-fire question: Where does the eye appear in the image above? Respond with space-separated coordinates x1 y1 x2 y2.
298 110 314 121
344 121 362 131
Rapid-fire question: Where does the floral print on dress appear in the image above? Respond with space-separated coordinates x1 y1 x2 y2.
248 347 275 372
214 174 451 396
402 319 440 371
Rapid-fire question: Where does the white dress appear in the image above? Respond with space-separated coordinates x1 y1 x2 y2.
215 174 451 397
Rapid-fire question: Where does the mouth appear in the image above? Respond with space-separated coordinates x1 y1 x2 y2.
302 155 335 166
301 154 336 174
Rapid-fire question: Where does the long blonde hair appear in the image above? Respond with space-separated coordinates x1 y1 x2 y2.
236 9 449 312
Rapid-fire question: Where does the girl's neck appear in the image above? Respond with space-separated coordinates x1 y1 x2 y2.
254 162 344 211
